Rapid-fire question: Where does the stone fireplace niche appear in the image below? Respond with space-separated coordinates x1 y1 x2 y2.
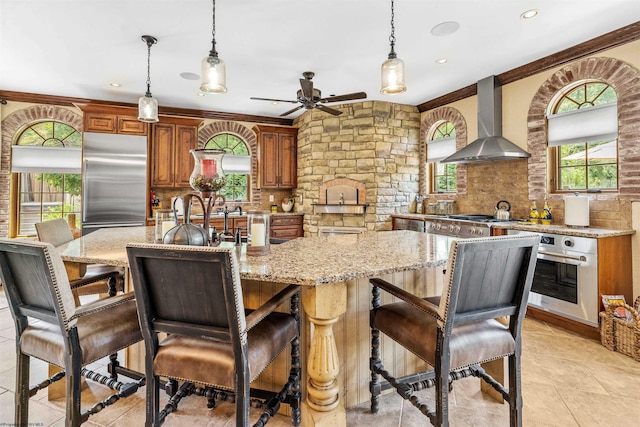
314 178 367 214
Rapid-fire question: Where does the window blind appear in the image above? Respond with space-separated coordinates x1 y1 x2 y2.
547 102 618 147
427 136 456 162
11 145 82 173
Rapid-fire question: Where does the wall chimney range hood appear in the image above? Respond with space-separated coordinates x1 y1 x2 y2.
441 75 530 164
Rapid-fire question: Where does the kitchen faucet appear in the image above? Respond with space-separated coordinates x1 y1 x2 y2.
233 205 243 215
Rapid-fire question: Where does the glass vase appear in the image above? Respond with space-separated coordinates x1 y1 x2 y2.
189 149 227 197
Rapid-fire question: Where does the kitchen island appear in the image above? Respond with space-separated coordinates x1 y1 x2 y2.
57 227 454 426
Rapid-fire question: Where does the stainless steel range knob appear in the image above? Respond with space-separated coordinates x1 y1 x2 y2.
454 225 461 233
436 223 442 230
449 225 455 232
476 228 484 236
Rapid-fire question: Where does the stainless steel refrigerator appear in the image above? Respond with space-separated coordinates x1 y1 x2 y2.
82 132 147 235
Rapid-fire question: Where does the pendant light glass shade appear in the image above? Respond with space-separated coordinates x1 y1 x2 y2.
200 54 227 93
138 94 159 122
381 56 406 94
381 0 406 95
200 0 227 94
138 35 159 122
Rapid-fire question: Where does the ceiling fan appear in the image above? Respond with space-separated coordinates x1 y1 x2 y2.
250 71 367 117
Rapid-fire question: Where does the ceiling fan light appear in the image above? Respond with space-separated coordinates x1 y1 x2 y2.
138 93 159 122
200 54 227 93
381 56 406 95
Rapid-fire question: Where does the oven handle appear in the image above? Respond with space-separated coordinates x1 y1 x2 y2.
538 250 587 262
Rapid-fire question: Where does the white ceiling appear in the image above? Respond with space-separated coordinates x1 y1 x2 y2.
2 1 640 120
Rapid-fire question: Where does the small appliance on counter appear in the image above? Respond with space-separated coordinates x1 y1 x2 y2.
565 193 589 227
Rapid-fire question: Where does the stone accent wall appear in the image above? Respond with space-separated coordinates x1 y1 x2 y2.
294 101 420 234
0 105 82 237
527 57 640 229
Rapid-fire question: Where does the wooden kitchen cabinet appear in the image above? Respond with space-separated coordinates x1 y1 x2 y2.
254 125 298 189
150 117 203 188
271 214 303 240
79 104 148 136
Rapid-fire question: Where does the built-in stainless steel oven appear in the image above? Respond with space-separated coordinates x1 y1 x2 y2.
508 230 598 326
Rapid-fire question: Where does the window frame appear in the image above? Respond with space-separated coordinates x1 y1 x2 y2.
427 120 457 194
204 132 251 202
547 80 618 194
13 120 82 237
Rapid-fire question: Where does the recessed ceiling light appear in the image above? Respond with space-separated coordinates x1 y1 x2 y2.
180 72 200 81
197 92 205 97
431 21 460 37
109 82 121 87
521 9 538 19
271 101 279 105
436 58 448 64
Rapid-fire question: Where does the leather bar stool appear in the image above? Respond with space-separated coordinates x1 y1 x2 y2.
35 218 124 298
126 243 301 427
369 234 540 426
0 238 144 426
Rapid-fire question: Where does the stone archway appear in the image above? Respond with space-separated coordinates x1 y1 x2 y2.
0 105 83 237
420 106 468 197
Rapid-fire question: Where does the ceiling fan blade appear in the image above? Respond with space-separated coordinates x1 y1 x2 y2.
319 92 367 103
250 97 299 104
299 78 314 99
315 104 343 116
280 105 304 117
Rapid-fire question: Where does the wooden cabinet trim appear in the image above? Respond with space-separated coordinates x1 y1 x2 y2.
117 117 148 135
84 113 117 133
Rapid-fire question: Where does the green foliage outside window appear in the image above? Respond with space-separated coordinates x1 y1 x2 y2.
205 133 250 201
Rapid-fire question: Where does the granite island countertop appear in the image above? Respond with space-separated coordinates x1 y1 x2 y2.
57 227 454 286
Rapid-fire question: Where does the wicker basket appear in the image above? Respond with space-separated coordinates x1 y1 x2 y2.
599 296 640 362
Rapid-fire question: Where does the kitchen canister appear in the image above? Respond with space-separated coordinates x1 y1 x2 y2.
564 193 589 227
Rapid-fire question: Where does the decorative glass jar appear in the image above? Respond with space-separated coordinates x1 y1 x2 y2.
189 149 227 197
155 209 174 242
247 210 270 256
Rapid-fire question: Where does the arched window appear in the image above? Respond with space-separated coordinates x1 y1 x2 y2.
204 133 250 201
548 81 618 192
427 121 457 193
13 121 82 236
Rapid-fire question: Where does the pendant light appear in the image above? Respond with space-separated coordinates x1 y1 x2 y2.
381 0 406 95
200 0 227 93
138 35 159 122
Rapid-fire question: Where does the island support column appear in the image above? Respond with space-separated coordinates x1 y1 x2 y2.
301 282 347 427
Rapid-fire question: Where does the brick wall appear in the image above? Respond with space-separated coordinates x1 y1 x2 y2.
527 57 640 229
294 101 420 234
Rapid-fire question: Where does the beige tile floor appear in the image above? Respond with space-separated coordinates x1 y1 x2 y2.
0 286 639 426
